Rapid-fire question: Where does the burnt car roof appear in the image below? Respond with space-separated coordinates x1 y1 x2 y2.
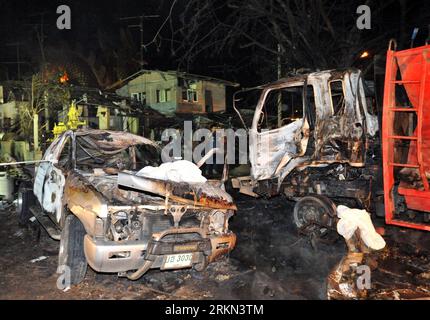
258 68 360 89
73 129 160 150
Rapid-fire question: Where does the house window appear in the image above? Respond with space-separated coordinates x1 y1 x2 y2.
156 89 172 103
182 89 188 101
131 92 146 104
189 89 198 102
182 87 198 103
156 89 166 103
165 89 171 102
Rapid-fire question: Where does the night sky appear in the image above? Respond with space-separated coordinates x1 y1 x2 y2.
0 0 429 87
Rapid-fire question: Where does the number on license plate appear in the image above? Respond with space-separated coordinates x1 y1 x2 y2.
163 253 194 269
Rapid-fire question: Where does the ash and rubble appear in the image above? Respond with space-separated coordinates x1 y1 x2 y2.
1 195 429 300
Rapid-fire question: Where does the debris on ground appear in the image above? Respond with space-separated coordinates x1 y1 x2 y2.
1 196 429 300
336 205 386 251
215 274 230 282
328 207 430 300
30 256 48 263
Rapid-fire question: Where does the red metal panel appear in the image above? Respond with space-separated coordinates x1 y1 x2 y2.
382 48 397 226
398 187 430 213
382 44 430 230
385 219 430 231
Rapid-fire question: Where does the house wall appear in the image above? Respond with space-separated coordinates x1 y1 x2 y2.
202 81 226 112
177 80 226 113
0 101 30 123
117 72 178 115
0 101 19 120
116 71 227 115
177 80 204 113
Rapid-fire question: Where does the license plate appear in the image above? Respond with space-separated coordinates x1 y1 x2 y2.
162 253 194 270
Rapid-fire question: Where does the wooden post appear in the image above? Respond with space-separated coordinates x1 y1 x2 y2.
277 44 282 128
33 113 39 152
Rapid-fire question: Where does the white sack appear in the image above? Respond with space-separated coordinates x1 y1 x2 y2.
136 160 207 183
336 205 386 251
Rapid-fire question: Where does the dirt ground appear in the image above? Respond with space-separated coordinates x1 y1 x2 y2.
0 195 429 300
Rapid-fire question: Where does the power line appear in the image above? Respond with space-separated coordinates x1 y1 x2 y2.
119 14 160 68
3 42 27 80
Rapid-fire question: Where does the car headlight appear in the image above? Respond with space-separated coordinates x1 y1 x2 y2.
209 210 226 234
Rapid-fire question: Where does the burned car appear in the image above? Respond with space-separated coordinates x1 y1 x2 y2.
17 129 236 285
232 69 380 237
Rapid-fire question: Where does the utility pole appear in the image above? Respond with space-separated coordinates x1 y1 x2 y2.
120 14 160 68
2 42 26 80
25 12 50 133
277 43 282 128
31 75 40 152
25 11 49 66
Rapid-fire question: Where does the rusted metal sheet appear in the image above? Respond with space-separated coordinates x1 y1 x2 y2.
118 172 237 210
234 69 380 211
33 128 237 278
249 69 378 183
208 233 237 262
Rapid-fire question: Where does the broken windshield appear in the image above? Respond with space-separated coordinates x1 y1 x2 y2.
258 85 315 131
74 135 161 172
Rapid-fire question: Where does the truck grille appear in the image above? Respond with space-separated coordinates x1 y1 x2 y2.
143 212 202 241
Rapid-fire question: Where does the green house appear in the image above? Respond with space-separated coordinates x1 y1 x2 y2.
114 70 238 116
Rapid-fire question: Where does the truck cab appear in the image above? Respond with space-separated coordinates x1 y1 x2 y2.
232 69 380 235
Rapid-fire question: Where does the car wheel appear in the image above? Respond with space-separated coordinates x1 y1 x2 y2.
16 182 35 226
58 214 87 285
293 195 337 236
193 255 208 272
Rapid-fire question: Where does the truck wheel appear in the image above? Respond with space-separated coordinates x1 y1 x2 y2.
293 195 337 236
16 182 35 226
58 214 87 285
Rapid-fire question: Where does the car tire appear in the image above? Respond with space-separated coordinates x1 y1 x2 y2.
16 182 35 226
58 214 88 285
293 195 337 235
193 255 208 272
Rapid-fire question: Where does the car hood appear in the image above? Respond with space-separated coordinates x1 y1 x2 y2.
70 170 236 211
117 171 236 210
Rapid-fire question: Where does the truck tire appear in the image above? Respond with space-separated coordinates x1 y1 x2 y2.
58 214 87 285
16 182 35 226
293 195 337 235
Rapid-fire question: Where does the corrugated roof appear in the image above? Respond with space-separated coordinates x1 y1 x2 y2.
106 69 240 90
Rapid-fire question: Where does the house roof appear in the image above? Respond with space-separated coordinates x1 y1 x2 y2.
0 81 166 119
106 69 240 91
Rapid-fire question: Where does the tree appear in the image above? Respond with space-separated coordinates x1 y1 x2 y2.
19 71 70 142
173 0 417 84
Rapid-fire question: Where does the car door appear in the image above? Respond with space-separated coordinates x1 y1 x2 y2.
249 83 310 181
312 72 368 165
34 131 73 223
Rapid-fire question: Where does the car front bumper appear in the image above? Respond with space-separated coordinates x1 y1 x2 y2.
84 231 236 274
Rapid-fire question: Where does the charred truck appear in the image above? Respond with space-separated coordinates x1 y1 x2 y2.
17 129 236 285
232 69 380 239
